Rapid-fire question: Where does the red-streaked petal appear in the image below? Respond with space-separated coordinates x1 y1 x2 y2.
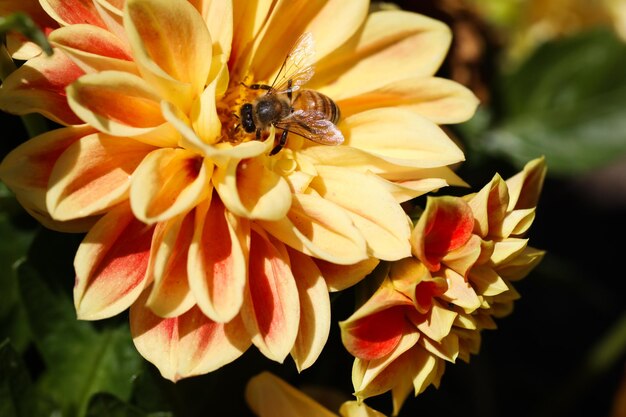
41 0 107 27
241 228 300 363
411 196 474 272
130 148 212 223
66 70 165 136
188 196 247 323
74 203 154 320
47 134 156 221
130 293 251 382
124 0 212 111
49 25 138 74
145 212 196 317
0 50 84 125
288 250 331 372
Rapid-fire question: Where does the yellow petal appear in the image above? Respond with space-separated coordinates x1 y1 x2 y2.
469 266 509 297
246 372 338 417
190 0 233 59
339 401 387 417
341 109 465 169
230 0 274 73
124 0 213 110
314 10 451 99
49 25 138 74
506 156 547 211
258 193 368 265
214 155 292 221
67 70 166 136
0 50 84 125
310 165 411 260
288 250 331 372
337 77 479 124
241 229 300 363
130 148 212 223
441 268 481 313
190 77 222 145
74 203 153 320
47 134 156 221
414 300 457 342
145 213 196 317
419 332 459 362
314 257 379 292
496 246 545 281
130 293 251 382
491 238 529 267
188 196 248 323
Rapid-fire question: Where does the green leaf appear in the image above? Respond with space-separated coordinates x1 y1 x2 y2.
0 339 60 417
18 262 143 417
475 28 626 175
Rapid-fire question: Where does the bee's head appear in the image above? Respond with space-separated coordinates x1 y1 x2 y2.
240 103 256 133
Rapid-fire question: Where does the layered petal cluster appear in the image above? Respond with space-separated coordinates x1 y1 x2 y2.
0 0 478 380
247 372 386 417
0 0 58 59
340 158 546 415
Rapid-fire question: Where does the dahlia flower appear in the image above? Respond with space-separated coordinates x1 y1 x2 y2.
247 371 386 417
340 157 546 415
0 0 478 381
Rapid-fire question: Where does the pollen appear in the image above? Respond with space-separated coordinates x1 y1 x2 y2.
216 76 260 144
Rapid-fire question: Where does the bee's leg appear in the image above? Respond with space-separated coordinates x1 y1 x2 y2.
287 79 293 101
270 130 289 155
256 129 262 141
241 82 272 91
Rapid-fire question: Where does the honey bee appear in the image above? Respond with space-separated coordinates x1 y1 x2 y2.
239 32 343 155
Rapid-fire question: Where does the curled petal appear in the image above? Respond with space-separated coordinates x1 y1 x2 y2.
310 165 411 260
340 282 413 360
341 108 465 169
314 257 379 292
188 196 247 323
47 134 156 221
506 157 547 211
0 50 84 125
214 156 292 221
258 193 368 265
241 229 300 363
130 292 251 382
49 25 137 74
246 372 338 417
130 148 212 223
145 212 196 317
41 0 107 27
0 125 95 215
190 0 233 59
469 266 509 297
496 246 545 281
74 203 154 320
467 174 508 238
288 250 331 372
67 70 166 136
339 402 387 417
124 0 212 110
337 77 479 124
441 268 481 314
314 10 451 99
411 196 474 272
190 78 222 145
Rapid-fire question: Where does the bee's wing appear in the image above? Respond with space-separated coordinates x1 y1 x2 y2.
269 32 316 93
275 109 344 146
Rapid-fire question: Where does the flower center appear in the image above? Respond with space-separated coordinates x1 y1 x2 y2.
217 76 264 145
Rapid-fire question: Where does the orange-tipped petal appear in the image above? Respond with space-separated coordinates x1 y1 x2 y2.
214 156 292 221
0 125 95 215
47 134 156 221
130 294 251 382
288 250 331 372
49 25 137 74
338 77 479 124
74 203 153 320
0 50 84 125
310 165 411 261
145 212 196 317
188 196 247 323
66 70 166 136
41 0 107 27
314 257 379 292
411 196 474 272
246 372 338 417
130 148 212 223
341 109 465 169
124 0 212 111
241 229 300 363
314 10 451 99
259 192 369 265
